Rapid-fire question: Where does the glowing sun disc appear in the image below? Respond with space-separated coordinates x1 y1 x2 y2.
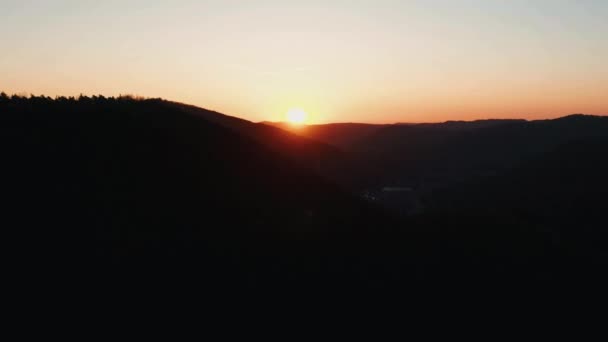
286 108 308 125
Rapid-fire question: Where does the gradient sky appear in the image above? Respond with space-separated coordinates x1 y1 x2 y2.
2 0 607 123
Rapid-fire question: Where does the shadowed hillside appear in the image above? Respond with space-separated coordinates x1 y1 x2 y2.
263 121 383 150
350 115 608 186
2 94 401 290
3 93 607 291
169 102 345 175
430 137 608 258
271 115 608 202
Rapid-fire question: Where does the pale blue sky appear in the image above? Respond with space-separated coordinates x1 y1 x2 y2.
2 0 607 122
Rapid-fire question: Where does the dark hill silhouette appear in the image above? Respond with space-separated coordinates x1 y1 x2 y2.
263 119 527 150
355 115 606 178
275 115 608 192
265 115 608 272
3 94 607 290
431 137 608 258
263 121 383 150
2 95 402 291
168 102 344 174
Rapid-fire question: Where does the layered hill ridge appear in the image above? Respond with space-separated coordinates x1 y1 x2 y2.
167 101 344 174
266 114 608 189
1 95 391 267
3 94 608 287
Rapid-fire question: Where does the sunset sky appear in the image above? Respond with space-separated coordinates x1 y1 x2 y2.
2 0 607 123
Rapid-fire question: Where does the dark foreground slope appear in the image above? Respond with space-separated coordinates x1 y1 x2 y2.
2 95 400 291
169 101 345 174
3 94 607 292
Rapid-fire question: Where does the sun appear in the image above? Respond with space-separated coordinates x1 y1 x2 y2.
286 108 308 125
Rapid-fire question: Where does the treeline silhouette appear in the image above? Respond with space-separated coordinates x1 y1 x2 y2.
3 93 607 292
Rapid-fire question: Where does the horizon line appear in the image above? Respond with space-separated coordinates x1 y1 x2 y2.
2 91 606 126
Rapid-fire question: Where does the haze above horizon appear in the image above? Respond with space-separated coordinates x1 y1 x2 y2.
2 0 607 124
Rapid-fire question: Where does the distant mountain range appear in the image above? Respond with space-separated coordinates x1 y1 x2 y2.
264 114 608 191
